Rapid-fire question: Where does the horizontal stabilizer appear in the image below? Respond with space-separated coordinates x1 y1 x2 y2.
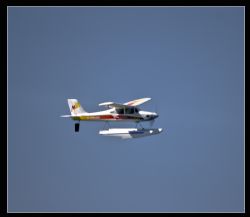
60 115 74 118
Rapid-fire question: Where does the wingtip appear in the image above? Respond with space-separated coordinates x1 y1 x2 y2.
143 97 151 101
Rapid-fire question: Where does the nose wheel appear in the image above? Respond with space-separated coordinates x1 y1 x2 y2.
103 121 111 130
135 122 144 129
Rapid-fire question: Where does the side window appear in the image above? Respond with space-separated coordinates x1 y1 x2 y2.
125 108 134 114
135 108 139 113
116 108 124 114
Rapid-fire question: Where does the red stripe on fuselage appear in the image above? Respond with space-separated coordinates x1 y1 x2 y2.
74 114 143 121
98 115 115 119
91 115 142 120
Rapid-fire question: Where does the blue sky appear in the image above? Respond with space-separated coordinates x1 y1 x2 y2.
8 7 244 212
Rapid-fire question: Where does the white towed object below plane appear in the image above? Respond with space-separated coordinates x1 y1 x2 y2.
99 128 163 139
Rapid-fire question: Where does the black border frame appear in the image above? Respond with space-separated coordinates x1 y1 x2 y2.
1 0 246 215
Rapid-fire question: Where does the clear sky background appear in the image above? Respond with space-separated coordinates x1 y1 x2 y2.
8 7 244 212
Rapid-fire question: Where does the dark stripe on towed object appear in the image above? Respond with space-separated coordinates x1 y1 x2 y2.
103 131 145 135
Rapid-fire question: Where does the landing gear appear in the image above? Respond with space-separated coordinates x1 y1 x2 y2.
75 122 80 132
135 122 144 129
103 121 110 130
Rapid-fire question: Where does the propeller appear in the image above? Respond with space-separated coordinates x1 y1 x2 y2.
155 103 158 115
149 103 158 127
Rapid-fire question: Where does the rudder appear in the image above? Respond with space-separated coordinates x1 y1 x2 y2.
67 99 87 115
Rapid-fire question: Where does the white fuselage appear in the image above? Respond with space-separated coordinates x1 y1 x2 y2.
71 108 158 122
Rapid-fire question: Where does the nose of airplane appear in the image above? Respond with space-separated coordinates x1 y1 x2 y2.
141 111 159 120
153 112 159 119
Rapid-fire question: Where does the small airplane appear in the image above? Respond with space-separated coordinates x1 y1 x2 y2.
61 98 162 138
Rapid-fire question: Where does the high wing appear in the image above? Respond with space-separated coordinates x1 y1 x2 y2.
99 98 151 108
124 98 151 106
98 102 130 108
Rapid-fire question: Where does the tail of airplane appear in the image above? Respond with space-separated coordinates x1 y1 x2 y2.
67 99 87 115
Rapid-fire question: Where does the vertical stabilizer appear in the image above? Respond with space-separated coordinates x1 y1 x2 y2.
67 99 87 115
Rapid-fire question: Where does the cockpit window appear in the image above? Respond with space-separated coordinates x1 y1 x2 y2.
116 108 124 114
116 107 139 114
125 108 134 114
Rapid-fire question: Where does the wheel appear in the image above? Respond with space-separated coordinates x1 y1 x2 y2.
75 123 80 132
